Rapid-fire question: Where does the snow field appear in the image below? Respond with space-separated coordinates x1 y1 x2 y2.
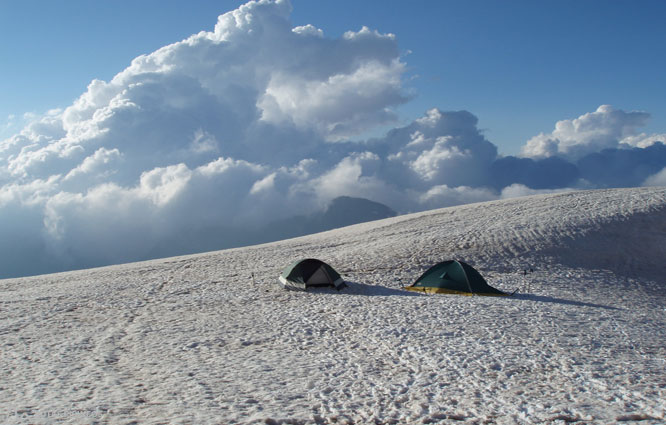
1 187 665 424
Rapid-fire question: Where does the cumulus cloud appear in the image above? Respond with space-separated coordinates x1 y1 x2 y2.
0 0 415 276
521 105 661 160
259 58 407 139
1 0 665 278
418 185 497 210
499 184 574 199
621 132 666 149
643 167 666 187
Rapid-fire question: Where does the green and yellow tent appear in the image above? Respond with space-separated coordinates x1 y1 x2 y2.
405 260 507 296
278 258 345 291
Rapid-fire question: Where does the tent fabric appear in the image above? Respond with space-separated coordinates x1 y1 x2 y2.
279 258 345 291
405 260 507 296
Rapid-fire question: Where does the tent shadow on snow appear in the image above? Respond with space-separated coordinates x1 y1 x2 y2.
513 293 620 310
289 280 420 297
340 281 421 297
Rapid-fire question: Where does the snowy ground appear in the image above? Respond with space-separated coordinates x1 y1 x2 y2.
1 187 665 424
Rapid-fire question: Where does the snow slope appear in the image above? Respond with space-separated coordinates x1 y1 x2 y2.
1 187 665 424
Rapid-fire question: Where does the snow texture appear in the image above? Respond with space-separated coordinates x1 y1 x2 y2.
1 187 665 424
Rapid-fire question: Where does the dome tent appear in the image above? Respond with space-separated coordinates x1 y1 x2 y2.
278 258 345 291
405 260 507 296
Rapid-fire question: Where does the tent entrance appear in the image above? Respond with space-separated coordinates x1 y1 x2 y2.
306 266 333 286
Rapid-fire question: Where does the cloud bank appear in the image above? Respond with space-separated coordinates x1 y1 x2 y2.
1 0 665 278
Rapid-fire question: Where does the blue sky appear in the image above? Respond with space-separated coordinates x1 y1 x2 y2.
1 0 666 278
2 0 665 154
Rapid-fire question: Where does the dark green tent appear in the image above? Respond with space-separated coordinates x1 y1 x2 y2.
278 258 345 291
405 260 507 296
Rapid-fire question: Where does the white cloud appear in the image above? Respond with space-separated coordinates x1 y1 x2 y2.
643 167 666 187
250 172 276 194
418 185 497 209
138 164 192 207
381 108 498 189
312 153 397 204
521 105 653 160
410 137 469 181
1 1 665 278
292 24 323 37
64 147 121 182
189 129 220 155
621 132 666 149
259 58 407 139
500 184 574 199
343 26 395 41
